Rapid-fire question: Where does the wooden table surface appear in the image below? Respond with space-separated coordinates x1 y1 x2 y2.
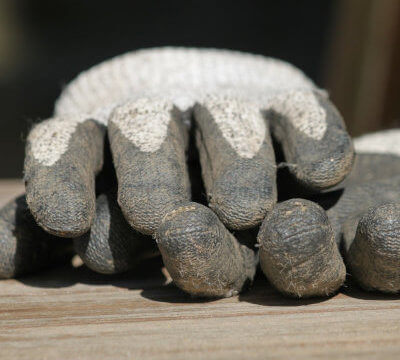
1 180 400 359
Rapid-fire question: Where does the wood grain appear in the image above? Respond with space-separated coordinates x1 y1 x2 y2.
1 180 400 359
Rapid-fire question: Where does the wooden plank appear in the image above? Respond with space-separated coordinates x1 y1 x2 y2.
0 180 400 359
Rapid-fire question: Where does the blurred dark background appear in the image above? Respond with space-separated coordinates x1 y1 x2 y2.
0 0 399 178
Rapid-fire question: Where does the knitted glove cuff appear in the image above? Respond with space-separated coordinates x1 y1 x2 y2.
55 47 317 123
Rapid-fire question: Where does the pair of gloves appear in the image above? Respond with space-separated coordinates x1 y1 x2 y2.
1 48 399 298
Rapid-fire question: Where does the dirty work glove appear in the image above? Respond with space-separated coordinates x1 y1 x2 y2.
0 195 72 278
1 131 397 298
4 48 354 297
0 190 157 278
258 129 400 297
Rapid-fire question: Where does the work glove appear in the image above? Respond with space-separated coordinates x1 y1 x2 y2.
2 130 399 297
258 129 400 297
0 47 355 297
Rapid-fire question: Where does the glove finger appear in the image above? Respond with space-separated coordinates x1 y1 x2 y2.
108 98 191 235
156 202 257 298
258 199 345 298
268 89 354 191
326 176 400 244
343 203 400 293
73 189 158 275
24 116 105 237
341 133 400 292
324 175 400 293
193 95 277 230
345 129 400 186
0 195 72 279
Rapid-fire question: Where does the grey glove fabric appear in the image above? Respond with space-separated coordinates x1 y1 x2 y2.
0 195 72 278
1 48 356 298
25 47 353 237
1 127 399 297
258 129 400 297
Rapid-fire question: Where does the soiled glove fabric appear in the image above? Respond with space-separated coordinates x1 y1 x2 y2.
258 129 400 297
0 47 357 297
